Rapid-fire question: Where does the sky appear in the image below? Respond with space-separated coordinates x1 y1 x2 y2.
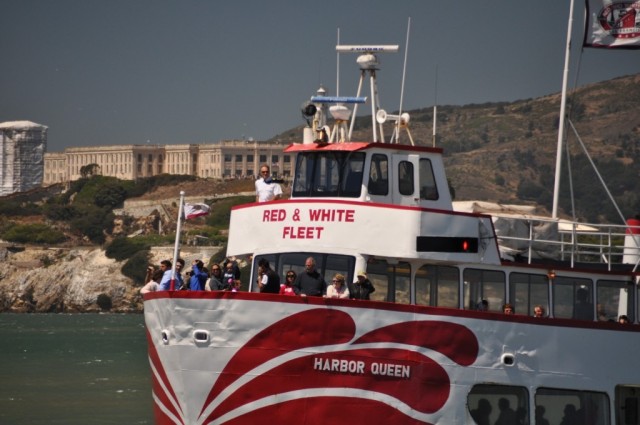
1 0 638 153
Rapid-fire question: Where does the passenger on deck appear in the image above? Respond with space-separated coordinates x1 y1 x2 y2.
533 305 546 318
535 406 550 425
494 398 517 425
326 274 350 299
206 264 224 291
255 164 283 202
502 303 515 315
573 287 593 320
470 398 492 425
293 256 327 297
619 314 630 324
188 260 208 291
140 269 164 294
222 261 236 291
348 271 375 300
560 403 578 425
597 303 609 321
477 299 489 311
230 279 241 292
279 271 297 296
175 258 186 290
257 258 280 294
159 259 185 291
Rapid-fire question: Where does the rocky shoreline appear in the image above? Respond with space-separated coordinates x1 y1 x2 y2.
0 245 221 313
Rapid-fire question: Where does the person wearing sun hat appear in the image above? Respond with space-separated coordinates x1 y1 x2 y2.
348 270 375 300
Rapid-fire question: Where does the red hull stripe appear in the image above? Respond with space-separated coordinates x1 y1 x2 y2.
146 329 185 424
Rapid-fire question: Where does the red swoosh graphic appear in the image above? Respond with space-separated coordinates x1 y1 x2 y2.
199 309 356 417
216 397 434 425
205 348 449 423
145 329 185 424
353 321 478 366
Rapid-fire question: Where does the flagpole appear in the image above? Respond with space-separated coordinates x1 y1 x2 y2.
170 191 186 290
551 0 576 219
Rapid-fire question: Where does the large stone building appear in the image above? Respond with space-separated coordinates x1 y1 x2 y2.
0 121 48 196
43 139 293 185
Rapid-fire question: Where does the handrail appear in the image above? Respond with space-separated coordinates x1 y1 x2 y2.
494 216 640 269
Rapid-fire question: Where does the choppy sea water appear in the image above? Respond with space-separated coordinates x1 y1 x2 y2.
0 313 154 425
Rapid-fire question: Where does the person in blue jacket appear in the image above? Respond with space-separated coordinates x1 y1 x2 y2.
188 260 208 291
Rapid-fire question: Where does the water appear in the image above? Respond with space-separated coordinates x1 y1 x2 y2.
0 314 154 425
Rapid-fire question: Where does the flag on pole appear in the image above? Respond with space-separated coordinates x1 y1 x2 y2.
584 0 640 49
183 203 211 220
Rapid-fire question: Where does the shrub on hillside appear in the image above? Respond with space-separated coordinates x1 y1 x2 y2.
0 201 42 216
43 204 77 221
205 196 254 228
69 205 114 244
105 237 150 261
96 293 113 311
1 223 66 244
126 174 197 198
121 250 151 286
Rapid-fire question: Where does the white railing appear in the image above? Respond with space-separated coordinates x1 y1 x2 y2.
494 216 640 271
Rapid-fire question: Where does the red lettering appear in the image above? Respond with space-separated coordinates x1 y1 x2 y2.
264 209 287 222
345 210 354 222
308 209 356 222
282 226 325 239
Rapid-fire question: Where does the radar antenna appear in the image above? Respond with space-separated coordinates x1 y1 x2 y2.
336 44 399 142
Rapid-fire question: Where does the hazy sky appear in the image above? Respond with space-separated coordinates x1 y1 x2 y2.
1 0 637 152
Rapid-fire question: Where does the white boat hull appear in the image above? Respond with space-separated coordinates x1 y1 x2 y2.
143 291 639 424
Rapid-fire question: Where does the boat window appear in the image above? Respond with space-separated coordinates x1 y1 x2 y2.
415 265 459 308
419 158 438 200
366 259 411 303
398 160 414 196
463 269 506 312
598 279 635 323
292 152 366 198
468 384 528 425
367 153 389 195
252 252 355 292
535 388 610 425
552 277 594 320
509 272 549 317
615 385 640 425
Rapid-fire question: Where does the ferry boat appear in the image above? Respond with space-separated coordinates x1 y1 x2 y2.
143 41 640 424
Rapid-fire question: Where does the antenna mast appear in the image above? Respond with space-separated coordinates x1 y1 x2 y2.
337 45 399 142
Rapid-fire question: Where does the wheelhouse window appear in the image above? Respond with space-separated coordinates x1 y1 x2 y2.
292 151 365 198
468 384 528 425
415 264 459 308
464 269 506 312
509 273 549 317
419 158 438 200
535 388 609 425
398 160 414 196
368 154 389 195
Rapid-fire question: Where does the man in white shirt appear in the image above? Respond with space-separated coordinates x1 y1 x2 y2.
255 164 283 202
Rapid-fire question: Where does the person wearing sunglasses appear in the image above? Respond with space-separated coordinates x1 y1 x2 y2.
279 271 297 296
326 274 350 299
206 264 224 291
255 164 283 202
